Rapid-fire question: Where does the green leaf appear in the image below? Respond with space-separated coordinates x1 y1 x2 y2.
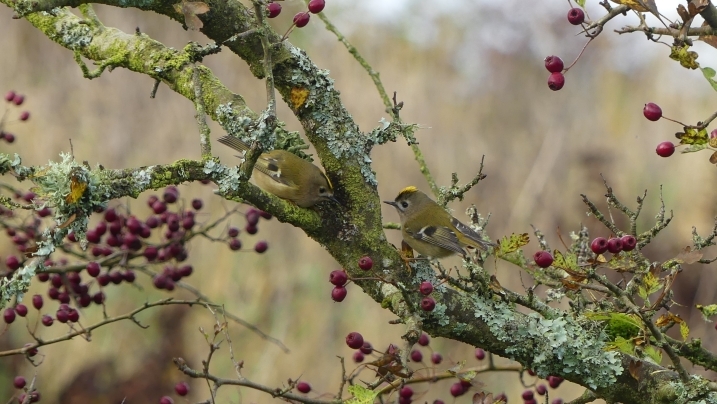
576 0 585 7
681 143 708 153
552 250 580 273
697 304 717 320
701 67 717 92
680 321 690 341
643 345 663 364
609 336 637 355
345 385 378 404
586 312 642 340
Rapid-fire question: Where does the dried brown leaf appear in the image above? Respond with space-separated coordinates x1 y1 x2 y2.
675 246 703 264
628 359 643 380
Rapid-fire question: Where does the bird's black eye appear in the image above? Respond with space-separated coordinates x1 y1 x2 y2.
400 201 409 208
319 187 326 193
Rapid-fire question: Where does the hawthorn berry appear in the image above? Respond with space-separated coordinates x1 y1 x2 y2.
567 7 585 24
293 12 310 27
656 141 675 157
400 386 414 398
360 341 373 354
13 376 26 389
331 286 347 302
308 0 325 13
522 390 535 400
159 397 174 404
544 55 564 73
431 352 443 364
607 237 623 254
534 251 554 268
20 111 30 121
86 261 100 277
297 381 311 393
67 309 79 322
475 348 486 360
4 91 15 102
353 351 364 363
6 256 20 270
32 294 43 310
191 198 203 210
56 310 69 323
41 315 53 326
418 333 430 346
267 2 281 18
14 304 27 317
227 227 239 237
4 308 16 324
245 224 258 235
419 281 433 295
450 382 466 397
621 235 637 251
548 72 565 91
590 237 608 254
93 292 105 305
329 270 348 286
228 238 242 251
548 375 564 388
421 296 436 311
537 384 547 395
175 381 189 396
254 241 268 253
358 256 373 270
346 332 364 349
410 349 423 362
643 103 662 121
552 400 564 404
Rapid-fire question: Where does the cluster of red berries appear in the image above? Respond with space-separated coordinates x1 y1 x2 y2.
522 370 565 404
266 0 325 29
533 234 638 268
642 102 679 158
328 256 373 302
1 90 31 144
158 381 190 403
543 7 586 91
12 376 40 403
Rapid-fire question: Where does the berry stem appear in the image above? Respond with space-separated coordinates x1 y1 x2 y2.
662 116 690 126
563 37 594 73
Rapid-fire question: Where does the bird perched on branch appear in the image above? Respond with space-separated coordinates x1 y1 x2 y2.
218 135 337 208
384 186 494 258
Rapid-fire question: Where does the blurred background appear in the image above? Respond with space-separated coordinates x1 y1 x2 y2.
1 0 717 402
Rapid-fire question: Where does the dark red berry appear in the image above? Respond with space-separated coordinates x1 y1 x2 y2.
152 201 167 214
331 286 347 302
12 94 24 105
67 271 81 284
227 227 239 237
548 72 565 91
14 304 27 317
525 400 538 404
254 241 268 253
353 351 364 363
79 294 91 307
245 224 258 235
175 381 190 396
86 262 100 277
47 288 59 300
552 399 564 404
4 133 14 143
97 273 111 286
297 381 311 393
159 397 174 404
308 0 325 13
23 343 37 357
293 12 310 27
421 296 436 311
58 292 70 304
419 281 433 295
93 292 105 305
537 384 547 395
191 199 203 210
548 375 564 388
431 352 443 364
32 294 43 310
643 103 662 121
6 256 20 270
109 271 123 285
4 308 16 324
267 2 281 18
19 111 30 121
450 382 466 397
656 141 675 157
4 91 15 102
178 265 193 277
13 376 26 389
163 188 178 203
104 208 118 222
37 273 49 282
145 216 159 228
410 349 423 362
475 348 486 360
360 341 373 354
147 195 158 207
534 251 554 268
55 310 69 323
607 237 623 254
259 210 272 220
153 275 168 289
41 315 53 326
567 7 585 24
621 235 637 251
434 400 445 404
399 386 413 398
528 369 536 376
418 333 429 346
329 270 348 286
346 332 364 349
144 246 158 261
67 309 79 322
522 390 535 400
590 237 608 254
358 256 373 270
229 238 242 251
544 55 564 73
123 271 136 283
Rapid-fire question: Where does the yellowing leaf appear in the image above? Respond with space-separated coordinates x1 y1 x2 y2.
670 45 700 70
655 313 683 327
638 272 662 301
628 359 642 380
680 321 690 341
551 250 580 273
677 127 709 145
345 385 378 404
610 0 649 12
496 233 529 255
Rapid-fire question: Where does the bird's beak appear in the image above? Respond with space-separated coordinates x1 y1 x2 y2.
383 200 397 207
328 195 341 205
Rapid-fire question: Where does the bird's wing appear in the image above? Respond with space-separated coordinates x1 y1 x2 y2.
253 154 295 186
406 224 466 255
451 217 495 249
217 136 250 153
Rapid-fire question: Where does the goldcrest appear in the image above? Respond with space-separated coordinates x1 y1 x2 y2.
218 136 337 208
384 186 494 258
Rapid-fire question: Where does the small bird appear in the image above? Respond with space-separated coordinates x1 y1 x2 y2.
384 186 494 258
218 135 338 208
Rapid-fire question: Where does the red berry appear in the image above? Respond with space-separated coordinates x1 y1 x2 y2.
711 129 717 139
360 341 373 354
93 292 105 304
590 237 608 254
5 91 16 102
14 304 27 317
548 375 564 388
13 376 26 389
522 390 535 400
450 382 466 397
431 352 443 364
152 201 167 214
567 7 585 24
4 308 16 323
12 94 24 106
41 315 53 326
329 270 348 286
534 251 554 268
420 296 436 311
346 332 364 349
607 237 623 254
227 227 240 237
178 265 193 277
399 386 414 398
358 256 373 270
175 381 189 396
552 400 564 404
643 103 662 121
297 381 311 393
254 241 268 253
86 261 101 277
434 400 445 404
527 369 537 376
32 294 43 310
19 111 30 121
246 209 260 226
353 351 365 363
23 343 37 357
4 133 14 143
267 2 281 18
544 55 564 73
245 224 258 234
308 0 325 13
6 256 20 270
159 397 174 404
548 72 565 91
191 198 203 210
419 281 433 295
228 238 242 251
410 349 423 362
293 12 310 27
331 286 347 302
67 308 79 322
475 348 486 360
656 141 675 157
537 384 547 395
56 310 69 323
621 235 637 251
418 333 429 346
